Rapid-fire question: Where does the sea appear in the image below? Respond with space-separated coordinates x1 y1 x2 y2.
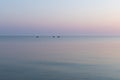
0 36 120 80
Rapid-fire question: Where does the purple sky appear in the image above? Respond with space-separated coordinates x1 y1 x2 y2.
0 0 120 35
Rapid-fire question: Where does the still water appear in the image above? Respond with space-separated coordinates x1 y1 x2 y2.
0 36 120 80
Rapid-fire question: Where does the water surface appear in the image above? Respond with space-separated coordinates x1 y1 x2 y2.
0 36 120 80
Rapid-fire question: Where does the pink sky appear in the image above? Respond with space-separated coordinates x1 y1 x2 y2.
0 0 120 35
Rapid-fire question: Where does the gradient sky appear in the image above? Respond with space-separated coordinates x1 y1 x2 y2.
0 0 120 35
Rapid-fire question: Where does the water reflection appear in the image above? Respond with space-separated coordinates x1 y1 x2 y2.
0 36 120 80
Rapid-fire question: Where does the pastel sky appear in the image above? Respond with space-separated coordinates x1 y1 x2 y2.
0 0 120 35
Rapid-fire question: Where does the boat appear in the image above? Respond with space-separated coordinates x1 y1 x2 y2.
36 36 39 38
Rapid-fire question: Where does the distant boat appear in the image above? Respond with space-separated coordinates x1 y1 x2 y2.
52 36 55 38
52 36 60 38
36 36 39 38
57 36 60 38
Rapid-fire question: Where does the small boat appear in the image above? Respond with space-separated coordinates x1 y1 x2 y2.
57 36 60 38
52 36 55 38
52 36 60 38
36 36 39 38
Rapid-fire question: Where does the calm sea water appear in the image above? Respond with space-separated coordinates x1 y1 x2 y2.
0 36 120 80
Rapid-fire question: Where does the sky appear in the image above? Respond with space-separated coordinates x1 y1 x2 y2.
0 0 120 35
